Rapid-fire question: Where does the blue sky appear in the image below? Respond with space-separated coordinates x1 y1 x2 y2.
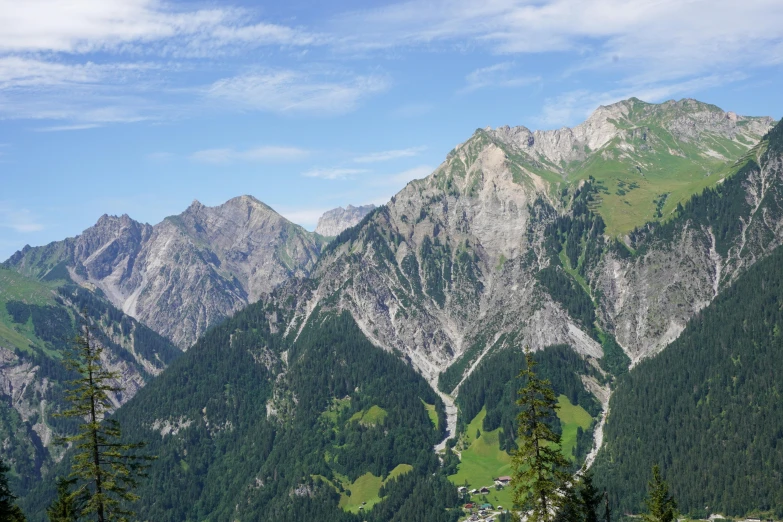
1 0 783 260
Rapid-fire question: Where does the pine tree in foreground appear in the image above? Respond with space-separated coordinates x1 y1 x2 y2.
46 477 80 522
642 465 677 522
55 316 153 522
511 347 572 522
0 458 27 521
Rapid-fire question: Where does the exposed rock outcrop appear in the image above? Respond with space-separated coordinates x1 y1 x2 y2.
315 204 376 237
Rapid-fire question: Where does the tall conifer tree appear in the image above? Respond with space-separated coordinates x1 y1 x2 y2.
511 347 571 522
56 315 152 522
46 478 80 522
642 465 677 522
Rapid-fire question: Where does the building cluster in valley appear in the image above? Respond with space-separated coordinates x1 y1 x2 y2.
457 476 512 521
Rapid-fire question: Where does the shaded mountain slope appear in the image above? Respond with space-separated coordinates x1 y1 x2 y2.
0 266 179 496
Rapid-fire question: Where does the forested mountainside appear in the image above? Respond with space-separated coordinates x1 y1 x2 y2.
12 99 783 520
0 266 179 497
593 242 783 519
4 196 327 349
22 297 460 522
257 108 782 517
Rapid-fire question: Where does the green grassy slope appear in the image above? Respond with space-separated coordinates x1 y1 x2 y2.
448 397 592 510
476 98 775 237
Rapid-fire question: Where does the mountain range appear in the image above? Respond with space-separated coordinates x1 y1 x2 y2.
4 97 783 521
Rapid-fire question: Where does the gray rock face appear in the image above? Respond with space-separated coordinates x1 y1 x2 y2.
277 101 780 395
315 204 376 237
265 101 780 455
6 196 326 349
283 136 604 390
593 146 783 363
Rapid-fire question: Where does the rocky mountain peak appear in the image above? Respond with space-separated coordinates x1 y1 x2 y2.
7 196 327 349
485 97 774 167
315 204 376 236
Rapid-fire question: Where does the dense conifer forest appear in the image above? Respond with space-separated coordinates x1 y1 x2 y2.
593 244 783 518
22 302 459 521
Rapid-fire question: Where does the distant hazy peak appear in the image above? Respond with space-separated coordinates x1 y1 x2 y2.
315 204 377 237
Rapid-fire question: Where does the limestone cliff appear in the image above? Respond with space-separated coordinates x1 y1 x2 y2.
315 204 376 237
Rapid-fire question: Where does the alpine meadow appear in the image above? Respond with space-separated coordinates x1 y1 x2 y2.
1 1 783 521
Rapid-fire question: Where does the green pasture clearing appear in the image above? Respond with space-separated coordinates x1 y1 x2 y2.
557 395 593 460
348 405 388 426
449 396 594 508
335 463 414 513
422 399 439 429
0 269 61 355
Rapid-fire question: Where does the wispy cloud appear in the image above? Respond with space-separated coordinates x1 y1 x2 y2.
207 69 389 115
191 145 310 164
35 123 103 132
0 2 330 126
0 203 44 233
276 207 334 228
374 165 433 186
459 62 540 94
145 151 174 162
0 0 322 55
389 102 432 119
303 168 370 180
353 146 425 163
335 0 783 82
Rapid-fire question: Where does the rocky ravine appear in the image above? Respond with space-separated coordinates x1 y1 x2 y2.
6 196 327 349
315 204 376 237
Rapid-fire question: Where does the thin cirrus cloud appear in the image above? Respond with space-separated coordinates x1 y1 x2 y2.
0 0 322 54
191 146 311 164
0 203 44 233
0 1 332 125
302 168 370 180
536 72 749 127
378 165 433 186
353 146 425 163
206 69 389 115
458 62 540 94
335 0 783 82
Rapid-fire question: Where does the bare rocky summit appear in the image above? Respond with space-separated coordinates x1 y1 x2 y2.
315 204 376 236
6 196 326 349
